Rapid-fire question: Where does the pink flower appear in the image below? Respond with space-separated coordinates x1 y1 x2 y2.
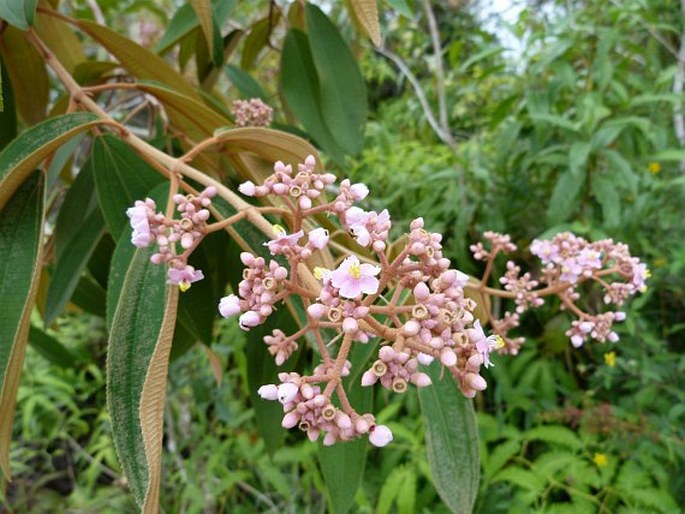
219 294 241 318
266 225 304 254
167 265 204 291
466 320 500 368
330 256 381 299
126 201 154 248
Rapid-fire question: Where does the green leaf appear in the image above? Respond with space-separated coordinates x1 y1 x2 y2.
568 141 591 178
189 0 215 57
281 30 345 163
418 362 479 514
0 0 37 30
546 169 587 225
590 172 621 227
45 159 105 324
530 113 580 133
602 149 637 195
28 326 77 369
0 57 17 151
91 135 164 239
483 438 522 482
0 25 48 124
386 0 413 17
76 19 201 102
524 425 583 451
46 133 85 191
70 272 107 318
241 13 279 71
652 149 685 162
305 4 367 156
226 64 268 100
0 171 44 478
0 112 100 211
136 81 230 141
156 0 234 56
376 466 406 514
107 241 179 512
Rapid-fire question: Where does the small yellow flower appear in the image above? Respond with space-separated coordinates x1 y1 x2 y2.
648 162 661 174
593 453 608 467
604 351 616 368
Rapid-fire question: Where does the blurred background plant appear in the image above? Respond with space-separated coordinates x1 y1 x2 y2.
1 0 683 512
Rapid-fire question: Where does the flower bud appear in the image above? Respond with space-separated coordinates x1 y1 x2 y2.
307 303 327 319
238 181 256 196
342 317 359 334
257 384 278 400
369 425 393 447
277 383 299 404
413 282 430 301
403 320 420 336
417 352 434 366
350 183 369 200
440 348 457 367
355 418 370 434
239 311 261 329
308 227 329 249
378 346 395 362
219 294 241 318
466 373 487 391
281 411 299 429
361 370 378 386
412 372 432 388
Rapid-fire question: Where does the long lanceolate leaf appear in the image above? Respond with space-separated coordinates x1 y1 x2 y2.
418 363 480 514
0 172 44 479
107 245 179 513
0 112 100 210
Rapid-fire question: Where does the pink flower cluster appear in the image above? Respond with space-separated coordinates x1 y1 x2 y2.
230 98 273 127
217 155 519 447
470 231 648 352
126 187 216 290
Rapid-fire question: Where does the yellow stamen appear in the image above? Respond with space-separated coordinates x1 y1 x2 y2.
349 262 361 279
495 335 505 349
273 224 287 237
179 281 191 292
313 267 330 280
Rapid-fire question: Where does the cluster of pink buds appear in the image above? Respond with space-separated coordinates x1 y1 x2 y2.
230 98 273 127
219 252 288 329
126 186 216 291
238 155 336 210
469 230 648 353
257 373 392 447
